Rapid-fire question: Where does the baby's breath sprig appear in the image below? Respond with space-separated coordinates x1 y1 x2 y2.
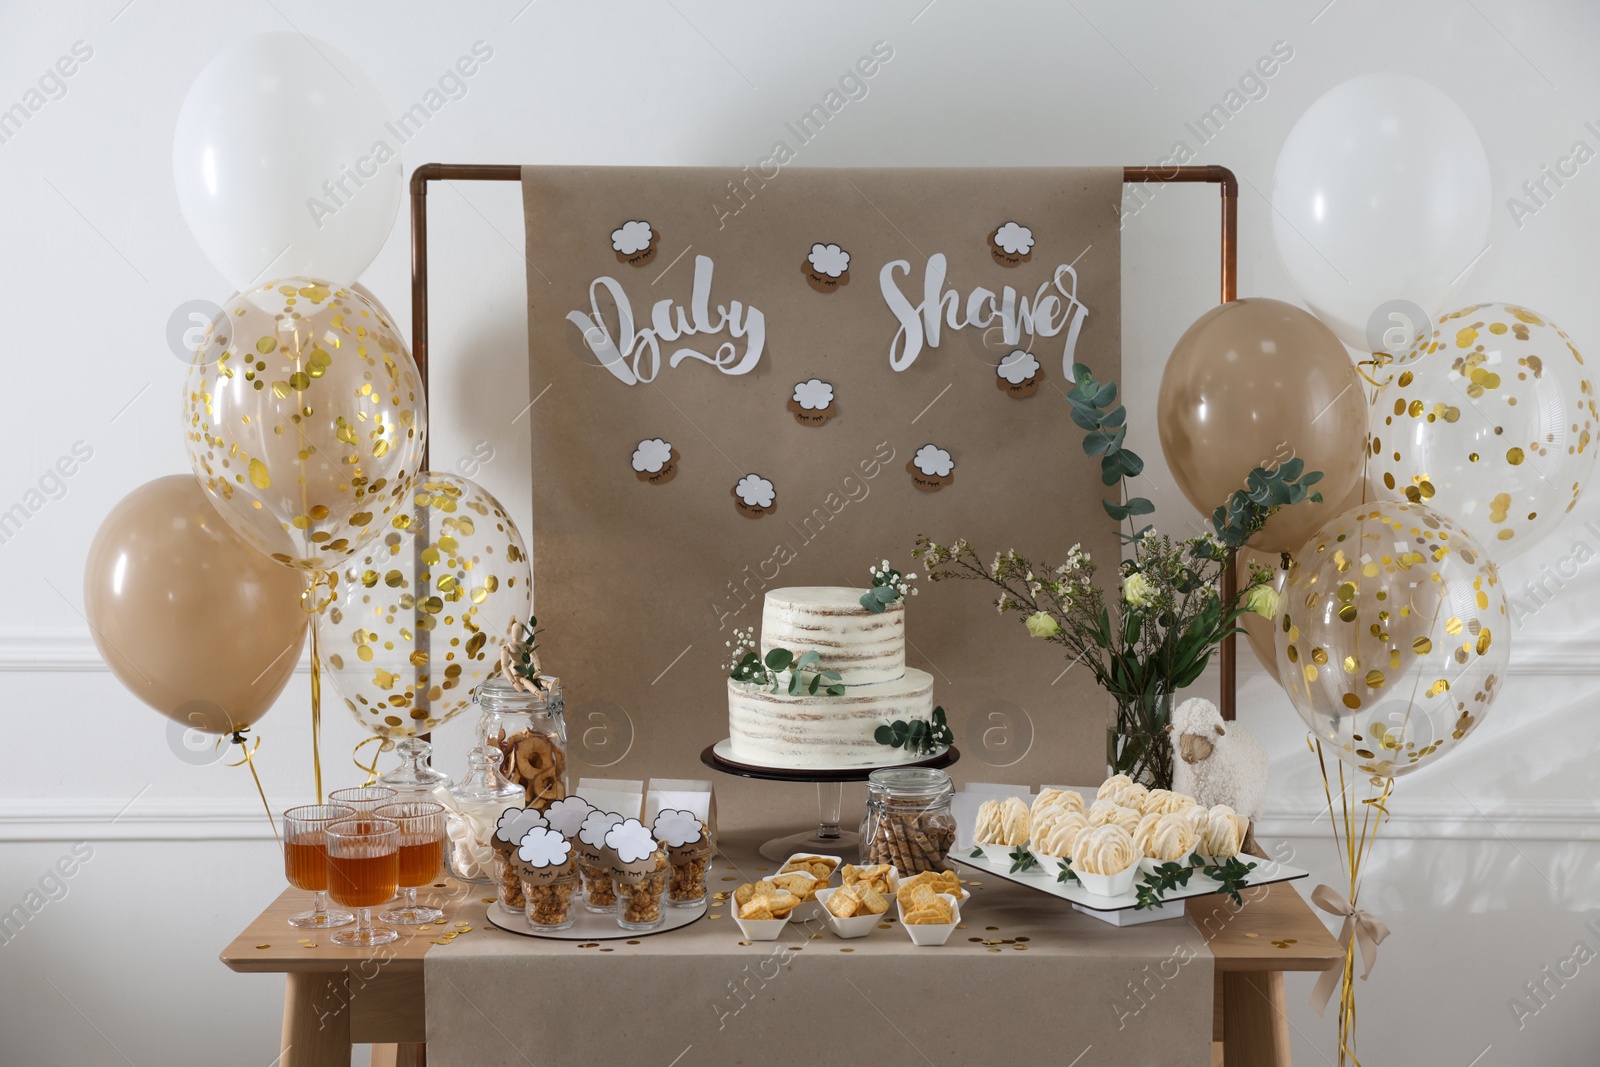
860 558 917 614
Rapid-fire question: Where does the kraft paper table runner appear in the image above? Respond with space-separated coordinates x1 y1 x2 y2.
424 826 1214 1065
521 166 1124 799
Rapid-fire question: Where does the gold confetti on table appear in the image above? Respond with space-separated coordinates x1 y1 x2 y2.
256 944 271 949
434 919 448 925
481 897 496 904
839 947 854 953
626 940 641 945
1244 932 1260 938
985 926 999 931
738 940 752 946
986 947 1001 953
600 947 613 952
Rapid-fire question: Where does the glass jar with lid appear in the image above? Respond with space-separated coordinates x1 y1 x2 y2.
378 737 453 802
476 674 568 813
859 767 956 875
440 745 523 884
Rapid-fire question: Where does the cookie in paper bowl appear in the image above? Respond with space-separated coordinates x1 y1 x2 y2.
816 884 889 939
902 892 961 946
893 869 965 915
760 868 830 923
733 880 800 939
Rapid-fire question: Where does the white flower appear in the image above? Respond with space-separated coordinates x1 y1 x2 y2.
611 220 654 255
735 474 776 508
913 444 954 478
631 438 673 474
807 242 851 277
1243 584 1280 619
997 349 1040 384
1123 572 1156 608
792 378 834 410
993 222 1035 255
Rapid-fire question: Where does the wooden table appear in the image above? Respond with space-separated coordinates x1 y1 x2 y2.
223 874 1341 1066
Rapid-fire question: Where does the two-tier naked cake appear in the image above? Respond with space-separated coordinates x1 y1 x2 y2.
727 587 935 769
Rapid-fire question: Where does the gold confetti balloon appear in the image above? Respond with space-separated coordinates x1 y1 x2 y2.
316 473 531 740
183 280 427 571
1275 501 1509 778
1371 302 1596 561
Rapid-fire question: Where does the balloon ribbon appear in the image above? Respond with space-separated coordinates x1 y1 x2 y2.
1308 737 1395 1066
302 571 335 805
222 728 279 846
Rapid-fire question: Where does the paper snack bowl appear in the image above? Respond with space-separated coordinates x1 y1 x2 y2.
1072 860 1139 898
734 913 789 941
1030 849 1066 879
903 893 961 946
814 886 883 939
977 841 1017 867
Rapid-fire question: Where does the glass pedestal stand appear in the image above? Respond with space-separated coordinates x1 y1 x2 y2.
700 743 961 862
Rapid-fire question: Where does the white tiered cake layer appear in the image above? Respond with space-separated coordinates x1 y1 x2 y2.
759 586 905 687
728 668 934 769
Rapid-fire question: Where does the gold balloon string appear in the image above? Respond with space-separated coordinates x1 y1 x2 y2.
301 570 335 805
222 729 280 847
1311 738 1395 1067
352 736 388 786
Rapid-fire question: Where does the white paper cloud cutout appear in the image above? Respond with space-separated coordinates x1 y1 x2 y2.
544 796 593 838
605 818 659 864
517 826 573 869
496 807 547 845
998 350 1040 384
807 243 850 278
736 474 775 507
612 220 654 255
578 809 624 849
791 379 834 411
912 444 954 477
652 808 704 849
632 438 674 474
993 222 1034 255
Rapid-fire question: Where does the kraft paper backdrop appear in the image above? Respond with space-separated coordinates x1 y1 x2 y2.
522 166 1122 809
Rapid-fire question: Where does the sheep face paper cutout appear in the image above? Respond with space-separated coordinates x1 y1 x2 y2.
733 474 776 518
652 808 709 858
989 222 1034 267
632 437 679 485
996 349 1043 398
510 826 575 883
803 242 851 293
604 818 663 881
786 378 837 426
611 220 659 267
907 444 955 492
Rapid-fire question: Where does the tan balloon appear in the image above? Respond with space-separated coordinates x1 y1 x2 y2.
183 279 427 572
1158 298 1366 552
1275 500 1509 778
84 475 308 734
317 473 532 740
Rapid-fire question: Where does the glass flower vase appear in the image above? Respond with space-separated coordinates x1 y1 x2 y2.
1106 689 1174 789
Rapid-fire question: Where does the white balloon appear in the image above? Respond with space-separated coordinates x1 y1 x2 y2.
1271 74 1491 352
173 33 401 289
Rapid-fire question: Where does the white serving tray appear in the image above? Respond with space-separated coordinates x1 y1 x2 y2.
484 899 706 940
710 738 950 774
954 850 1307 926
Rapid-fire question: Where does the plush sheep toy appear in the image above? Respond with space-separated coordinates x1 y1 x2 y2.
1171 697 1268 843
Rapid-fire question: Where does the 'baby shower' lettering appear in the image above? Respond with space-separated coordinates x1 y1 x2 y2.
879 253 1090 374
567 255 765 385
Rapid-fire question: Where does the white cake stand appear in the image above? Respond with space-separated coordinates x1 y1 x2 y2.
700 740 960 861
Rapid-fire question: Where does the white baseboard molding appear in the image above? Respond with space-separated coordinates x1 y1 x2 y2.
8 630 1597 674
0 797 285 841
3 795 1600 843
1255 796 1600 842
0 632 311 673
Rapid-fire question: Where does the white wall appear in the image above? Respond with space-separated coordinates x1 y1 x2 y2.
3 0 1599 1063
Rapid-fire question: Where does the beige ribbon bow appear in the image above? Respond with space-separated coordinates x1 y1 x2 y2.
1310 883 1392 1015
